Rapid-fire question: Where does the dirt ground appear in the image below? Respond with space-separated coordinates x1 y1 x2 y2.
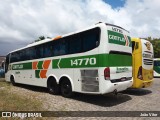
0 78 160 120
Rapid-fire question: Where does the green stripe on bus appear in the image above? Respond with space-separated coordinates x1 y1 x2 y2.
12 62 32 70
35 70 40 78
109 54 132 66
52 54 132 69
11 54 132 70
108 30 132 47
52 54 101 68
37 61 43 69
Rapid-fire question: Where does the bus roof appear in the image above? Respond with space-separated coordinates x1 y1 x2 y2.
8 22 129 54
132 38 150 43
131 38 141 42
105 23 129 33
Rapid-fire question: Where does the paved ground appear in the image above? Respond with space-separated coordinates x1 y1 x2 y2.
1 78 160 119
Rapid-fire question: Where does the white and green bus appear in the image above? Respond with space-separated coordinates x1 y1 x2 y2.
154 58 160 77
5 22 133 97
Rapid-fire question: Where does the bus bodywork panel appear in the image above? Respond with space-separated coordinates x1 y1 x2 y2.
5 22 133 95
132 38 154 88
101 25 133 93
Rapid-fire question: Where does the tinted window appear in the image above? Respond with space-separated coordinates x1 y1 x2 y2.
132 41 135 52
25 48 30 60
20 50 26 61
53 40 60 56
10 53 14 63
109 51 132 56
25 47 36 60
135 42 139 49
35 45 43 59
11 52 19 63
81 28 100 52
51 39 68 56
69 34 82 54
59 38 68 55
30 47 36 60
10 27 100 63
44 42 53 57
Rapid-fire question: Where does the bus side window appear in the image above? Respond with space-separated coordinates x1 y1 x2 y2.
53 40 60 56
36 45 44 59
20 50 26 61
135 42 139 49
132 41 135 53
81 28 100 52
44 42 53 57
27 47 36 60
69 34 82 54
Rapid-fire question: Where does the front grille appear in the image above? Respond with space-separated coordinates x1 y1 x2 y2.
143 59 153 65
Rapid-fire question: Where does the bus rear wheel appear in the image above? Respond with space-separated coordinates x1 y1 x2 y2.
47 78 60 95
10 76 16 86
60 79 73 98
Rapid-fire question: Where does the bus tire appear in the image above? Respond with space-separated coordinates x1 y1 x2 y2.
60 79 74 98
47 78 60 95
10 75 16 86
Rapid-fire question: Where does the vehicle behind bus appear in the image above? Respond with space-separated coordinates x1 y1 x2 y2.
132 38 154 88
154 58 160 77
5 22 133 97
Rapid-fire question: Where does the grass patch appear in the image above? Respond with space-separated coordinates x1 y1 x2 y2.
0 78 6 82
0 79 54 120
0 90 42 111
0 78 11 89
0 80 43 111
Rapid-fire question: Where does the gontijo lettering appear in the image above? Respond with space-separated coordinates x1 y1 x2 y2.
109 34 125 42
12 64 23 69
108 30 131 47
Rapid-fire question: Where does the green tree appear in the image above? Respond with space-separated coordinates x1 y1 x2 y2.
35 36 45 42
147 38 160 58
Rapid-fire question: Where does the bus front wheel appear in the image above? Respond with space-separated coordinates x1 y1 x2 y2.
10 76 16 86
60 79 73 98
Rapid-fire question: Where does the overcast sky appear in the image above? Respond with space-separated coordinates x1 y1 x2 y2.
0 0 160 56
